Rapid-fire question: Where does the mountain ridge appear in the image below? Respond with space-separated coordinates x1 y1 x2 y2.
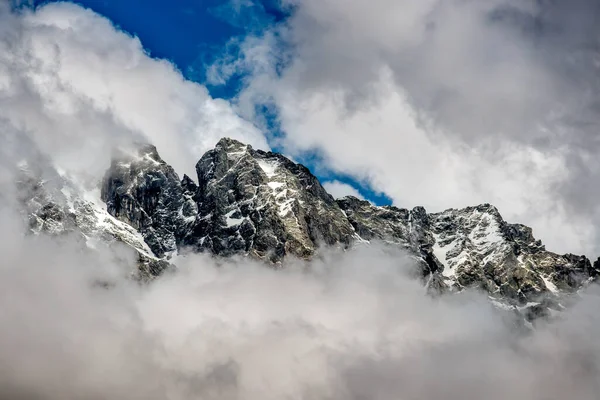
18 136 600 320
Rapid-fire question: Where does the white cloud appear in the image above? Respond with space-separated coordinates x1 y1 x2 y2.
322 180 364 200
1 201 600 399
213 0 600 256
232 61 593 254
0 2 268 181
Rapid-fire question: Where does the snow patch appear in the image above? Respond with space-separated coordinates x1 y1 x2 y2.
541 274 559 293
257 159 278 178
225 209 244 227
432 232 449 267
469 213 503 246
278 198 295 217
433 232 458 278
268 181 285 190
70 184 156 258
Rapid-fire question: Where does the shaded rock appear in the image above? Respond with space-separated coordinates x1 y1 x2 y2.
183 138 356 262
101 144 197 257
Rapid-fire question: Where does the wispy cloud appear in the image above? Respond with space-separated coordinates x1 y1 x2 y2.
323 180 364 200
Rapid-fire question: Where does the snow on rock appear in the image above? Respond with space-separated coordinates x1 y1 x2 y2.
16 158 170 280
19 136 599 318
186 138 355 262
337 198 599 312
225 209 245 227
257 159 278 178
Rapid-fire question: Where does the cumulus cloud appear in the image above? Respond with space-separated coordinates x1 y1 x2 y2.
0 1 268 182
211 0 600 256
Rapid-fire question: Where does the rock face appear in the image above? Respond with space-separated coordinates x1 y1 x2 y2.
15 136 599 315
183 138 356 262
97 138 600 311
338 198 599 307
429 205 598 302
101 144 197 258
10 147 170 281
100 138 357 263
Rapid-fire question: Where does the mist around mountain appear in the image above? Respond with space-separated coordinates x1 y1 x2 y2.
2 134 600 399
44 137 600 311
1 2 600 398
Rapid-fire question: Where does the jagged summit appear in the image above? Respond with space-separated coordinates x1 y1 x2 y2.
193 139 352 262
103 136 356 262
21 137 600 320
10 142 170 279
101 142 197 258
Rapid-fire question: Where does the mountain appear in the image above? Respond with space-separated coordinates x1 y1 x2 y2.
10 141 171 280
18 137 600 320
102 138 357 263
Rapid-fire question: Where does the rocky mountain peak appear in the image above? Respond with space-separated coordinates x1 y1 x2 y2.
188 138 355 261
21 136 594 320
137 143 163 163
101 142 197 258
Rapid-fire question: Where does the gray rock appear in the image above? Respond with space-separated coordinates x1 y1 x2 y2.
183 137 356 262
98 139 599 307
101 144 197 257
11 145 169 280
336 196 446 290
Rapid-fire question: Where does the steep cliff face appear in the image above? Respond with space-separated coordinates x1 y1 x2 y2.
16 136 598 316
13 156 171 280
99 138 357 263
429 204 598 301
101 144 197 258
183 138 356 262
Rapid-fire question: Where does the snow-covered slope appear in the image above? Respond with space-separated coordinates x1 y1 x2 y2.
429 205 596 303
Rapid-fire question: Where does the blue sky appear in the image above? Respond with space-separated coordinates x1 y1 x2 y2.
29 0 392 205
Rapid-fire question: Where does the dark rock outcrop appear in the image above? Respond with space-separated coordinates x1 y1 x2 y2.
183 138 356 262
101 144 197 257
100 138 357 263
11 144 170 280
